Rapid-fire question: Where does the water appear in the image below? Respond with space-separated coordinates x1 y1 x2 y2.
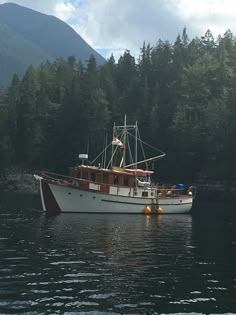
0 192 236 314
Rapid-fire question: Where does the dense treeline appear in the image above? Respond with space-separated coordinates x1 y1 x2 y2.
1 28 236 182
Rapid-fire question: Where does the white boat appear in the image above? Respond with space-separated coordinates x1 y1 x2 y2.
34 117 196 215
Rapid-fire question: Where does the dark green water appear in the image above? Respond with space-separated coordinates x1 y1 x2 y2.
0 192 236 314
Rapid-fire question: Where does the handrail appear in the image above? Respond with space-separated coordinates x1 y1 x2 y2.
41 171 192 197
41 171 134 189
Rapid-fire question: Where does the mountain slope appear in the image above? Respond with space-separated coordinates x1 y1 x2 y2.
0 2 105 87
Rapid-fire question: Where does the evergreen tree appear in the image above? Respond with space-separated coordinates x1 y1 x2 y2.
1 29 236 180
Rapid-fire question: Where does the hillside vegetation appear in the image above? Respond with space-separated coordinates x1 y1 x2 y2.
1 29 236 183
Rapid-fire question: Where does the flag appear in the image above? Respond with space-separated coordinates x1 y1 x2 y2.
112 136 124 147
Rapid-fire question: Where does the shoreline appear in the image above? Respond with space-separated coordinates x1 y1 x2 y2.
195 179 236 201
0 172 39 194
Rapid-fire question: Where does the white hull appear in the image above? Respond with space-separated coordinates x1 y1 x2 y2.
159 197 192 214
38 178 193 215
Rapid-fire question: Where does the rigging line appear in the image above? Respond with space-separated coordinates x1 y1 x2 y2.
106 145 120 169
122 127 146 169
125 154 166 168
125 129 147 164
111 121 115 167
137 127 148 169
91 142 112 165
126 135 134 167
101 132 105 167
103 133 108 168
127 130 165 155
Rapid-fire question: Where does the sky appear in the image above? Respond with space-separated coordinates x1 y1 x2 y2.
1 0 236 60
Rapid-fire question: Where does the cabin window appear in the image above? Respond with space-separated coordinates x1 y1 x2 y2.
103 174 108 184
83 171 88 180
108 174 114 185
96 173 102 183
129 176 135 187
114 175 119 185
118 176 124 186
142 191 148 197
124 176 129 186
91 173 96 182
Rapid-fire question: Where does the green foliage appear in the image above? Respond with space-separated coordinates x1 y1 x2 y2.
1 28 236 181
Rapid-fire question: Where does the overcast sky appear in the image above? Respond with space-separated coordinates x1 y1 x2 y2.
1 0 236 59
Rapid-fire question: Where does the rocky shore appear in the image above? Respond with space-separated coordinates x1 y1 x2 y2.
193 179 236 201
0 171 39 194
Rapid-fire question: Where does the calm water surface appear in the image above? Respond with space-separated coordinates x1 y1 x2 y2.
0 192 236 315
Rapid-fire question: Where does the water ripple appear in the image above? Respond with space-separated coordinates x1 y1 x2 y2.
0 199 236 313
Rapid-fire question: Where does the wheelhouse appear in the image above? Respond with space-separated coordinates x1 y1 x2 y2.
69 165 136 188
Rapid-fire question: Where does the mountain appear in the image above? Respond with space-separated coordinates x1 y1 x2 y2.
0 2 106 87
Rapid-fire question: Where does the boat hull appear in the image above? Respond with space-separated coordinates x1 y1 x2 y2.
158 197 193 214
38 178 193 215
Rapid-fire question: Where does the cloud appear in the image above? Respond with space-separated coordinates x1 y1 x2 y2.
69 0 183 59
54 1 76 21
165 0 236 37
67 0 236 59
166 0 236 19
1 0 236 59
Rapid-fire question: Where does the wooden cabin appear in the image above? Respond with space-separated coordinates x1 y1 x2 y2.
69 165 136 192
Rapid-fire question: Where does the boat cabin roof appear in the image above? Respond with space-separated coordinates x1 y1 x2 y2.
125 169 154 175
73 165 153 176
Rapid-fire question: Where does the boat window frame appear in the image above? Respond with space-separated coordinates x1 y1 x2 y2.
82 170 89 180
114 175 119 185
123 175 129 186
90 172 96 182
103 173 109 184
96 172 102 183
142 191 148 197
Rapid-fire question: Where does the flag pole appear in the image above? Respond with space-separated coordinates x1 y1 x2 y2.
111 121 115 168
122 114 127 168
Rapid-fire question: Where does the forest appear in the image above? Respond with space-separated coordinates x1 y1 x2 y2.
0 28 236 183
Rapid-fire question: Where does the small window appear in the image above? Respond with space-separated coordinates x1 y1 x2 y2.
114 175 119 185
103 174 108 184
96 173 102 183
83 171 88 180
124 176 129 186
108 174 114 184
90 173 96 181
142 191 148 197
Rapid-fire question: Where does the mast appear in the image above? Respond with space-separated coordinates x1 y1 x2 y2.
103 133 108 168
134 120 138 190
122 114 127 167
111 121 116 168
135 120 138 169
